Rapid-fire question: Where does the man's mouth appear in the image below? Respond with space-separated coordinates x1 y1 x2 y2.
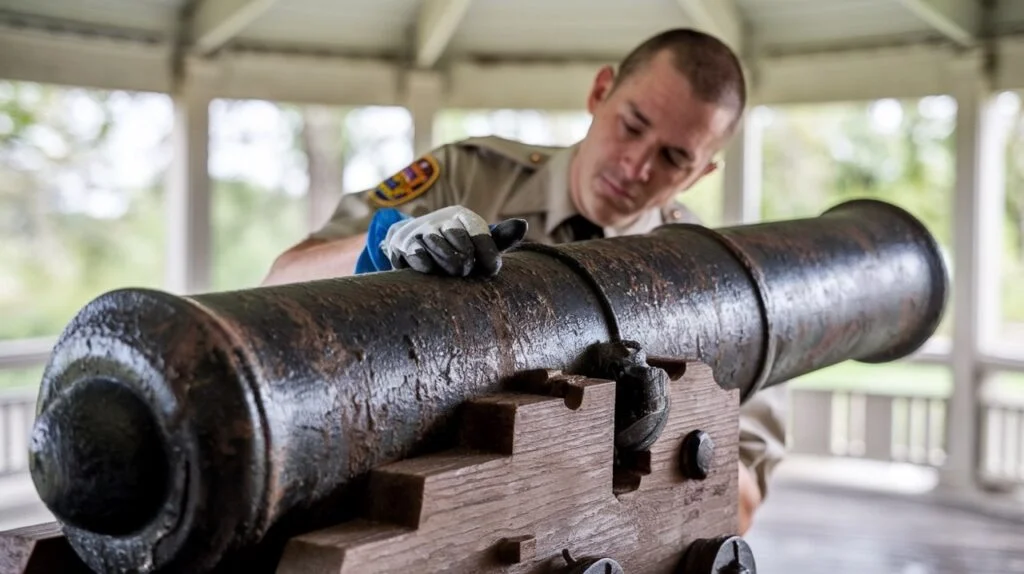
600 175 633 202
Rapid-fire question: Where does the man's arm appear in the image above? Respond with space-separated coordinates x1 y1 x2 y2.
261 234 368 287
262 146 469 287
738 460 762 534
737 384 788 533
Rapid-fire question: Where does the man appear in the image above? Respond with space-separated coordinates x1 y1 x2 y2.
264 28 786 535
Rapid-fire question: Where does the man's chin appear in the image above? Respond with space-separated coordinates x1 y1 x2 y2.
589 199 636 229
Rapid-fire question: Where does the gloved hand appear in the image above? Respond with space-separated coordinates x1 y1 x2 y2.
354 206 528 277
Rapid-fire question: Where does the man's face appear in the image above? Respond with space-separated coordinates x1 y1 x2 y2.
571 49 737 228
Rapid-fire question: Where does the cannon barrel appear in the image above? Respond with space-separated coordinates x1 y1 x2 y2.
28 199 947 573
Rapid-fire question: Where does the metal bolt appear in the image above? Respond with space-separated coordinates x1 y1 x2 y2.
680 430 714 480
676 536 756 574
717 538 752 574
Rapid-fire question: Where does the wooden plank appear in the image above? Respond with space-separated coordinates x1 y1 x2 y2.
0 522 91 574
277 362 741 573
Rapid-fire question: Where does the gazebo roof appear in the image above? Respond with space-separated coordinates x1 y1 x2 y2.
4 0 1024 59
2 0 1024 107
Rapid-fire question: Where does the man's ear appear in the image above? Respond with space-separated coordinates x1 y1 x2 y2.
679 160 720 193
587 65 617 114
701 160 719 178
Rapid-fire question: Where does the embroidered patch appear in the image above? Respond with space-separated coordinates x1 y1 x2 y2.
370 155 441 207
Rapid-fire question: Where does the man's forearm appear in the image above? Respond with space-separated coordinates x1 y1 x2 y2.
261 233 368 286
738 461 761 534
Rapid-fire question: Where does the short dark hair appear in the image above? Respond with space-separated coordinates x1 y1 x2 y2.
613 28 747 130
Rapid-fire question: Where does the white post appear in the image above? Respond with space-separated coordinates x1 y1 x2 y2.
166 84 212 295
308 162 344 234
404 70 442 155
940 52 1004 492
979 96 1014 354
721 106 764 226
303 104 347 234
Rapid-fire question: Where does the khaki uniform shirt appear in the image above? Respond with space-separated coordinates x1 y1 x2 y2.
313 136 788 498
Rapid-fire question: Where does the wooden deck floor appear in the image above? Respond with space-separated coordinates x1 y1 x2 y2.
744 479 1024 574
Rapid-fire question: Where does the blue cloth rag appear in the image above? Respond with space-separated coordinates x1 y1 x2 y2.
354 208 410 274
354 208 501 274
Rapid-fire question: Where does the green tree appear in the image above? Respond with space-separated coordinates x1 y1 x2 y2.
0 82 167 340
1005 104 1024 261
761 99 954 248
1001 98 1024 327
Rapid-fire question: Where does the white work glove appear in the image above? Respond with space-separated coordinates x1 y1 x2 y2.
381 206 528 277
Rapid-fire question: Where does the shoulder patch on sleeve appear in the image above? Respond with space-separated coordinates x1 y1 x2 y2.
369 154 441 207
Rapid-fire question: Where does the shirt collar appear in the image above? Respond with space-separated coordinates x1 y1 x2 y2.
500 141 664 236
499 143 578 235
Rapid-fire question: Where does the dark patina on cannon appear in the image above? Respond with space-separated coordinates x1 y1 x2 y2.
27 199 948 573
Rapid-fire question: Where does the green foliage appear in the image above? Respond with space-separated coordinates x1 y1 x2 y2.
0 185 165 339
791 358 1024 399
1002 101 1024 330
760 99 954 245
211 178 306 292
0 365 44 391
676 167 723 226
0 82 165 340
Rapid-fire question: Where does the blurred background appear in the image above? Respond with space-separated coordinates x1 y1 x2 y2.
1 0 1024 572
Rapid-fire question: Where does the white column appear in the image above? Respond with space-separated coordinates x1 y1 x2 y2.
721 106 764 226
166 85 212 295
302 104 346 234
307 163 344 234
978 97 1015 354
404 70 443 156
940 52 1004 491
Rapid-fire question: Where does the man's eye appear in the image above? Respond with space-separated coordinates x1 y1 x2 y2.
662 150 683 168
621 119 641 135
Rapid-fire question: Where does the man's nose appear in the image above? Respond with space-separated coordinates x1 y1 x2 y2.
621 142 654 182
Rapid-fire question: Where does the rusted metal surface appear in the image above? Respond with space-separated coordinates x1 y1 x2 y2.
26 199 947 573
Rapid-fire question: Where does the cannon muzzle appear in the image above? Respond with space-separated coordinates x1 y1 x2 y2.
28 199 947 573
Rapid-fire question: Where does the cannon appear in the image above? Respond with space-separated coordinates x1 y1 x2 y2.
9 199 946 573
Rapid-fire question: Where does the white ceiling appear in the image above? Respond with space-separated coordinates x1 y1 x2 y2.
995 0 1024 34
2 0 1023 111
738 0 943 53
1 0 1022 63
0 0 178 38
443 0 694 61
237 0 418 55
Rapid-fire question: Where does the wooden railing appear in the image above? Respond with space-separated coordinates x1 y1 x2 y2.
0 388 35 477
790 387 1024 489
980 398 1024 488
788 388 949 467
